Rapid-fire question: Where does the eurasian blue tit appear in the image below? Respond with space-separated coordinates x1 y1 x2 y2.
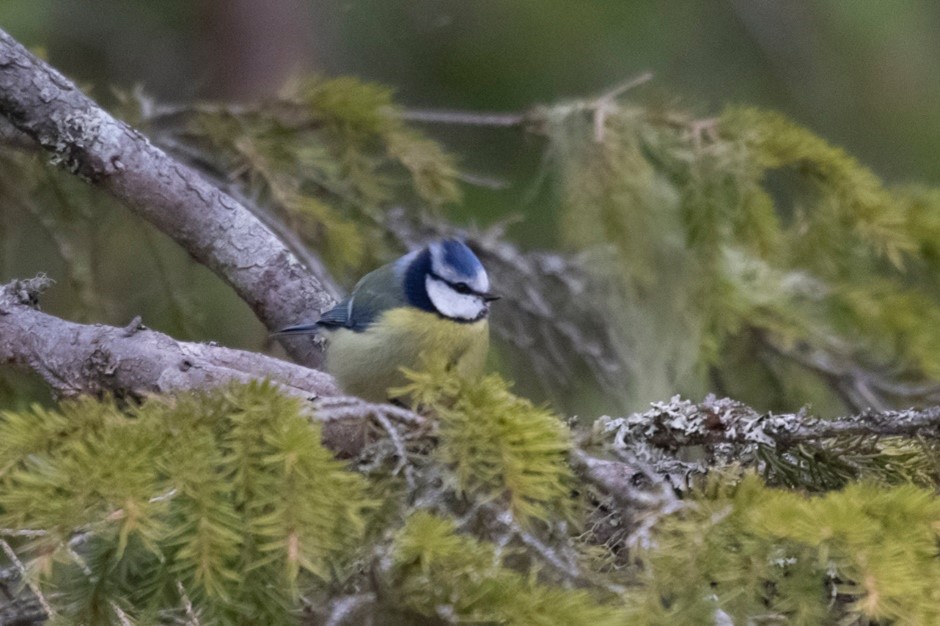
277 239 499 402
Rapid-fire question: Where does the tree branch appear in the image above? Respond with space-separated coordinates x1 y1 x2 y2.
0 276 337 401
758 331 940 410
0 563 45 626
597 394 940 452
0 276 427 459
397 72 653 132
399 109 528 128
0 28 334 367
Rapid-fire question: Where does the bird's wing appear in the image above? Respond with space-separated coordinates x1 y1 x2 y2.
314 297 353 328
319 262 407 332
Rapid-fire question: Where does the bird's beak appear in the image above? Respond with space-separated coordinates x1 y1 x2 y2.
481 292 501 302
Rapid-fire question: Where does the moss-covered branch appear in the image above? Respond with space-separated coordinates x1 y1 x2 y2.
600 394 940 450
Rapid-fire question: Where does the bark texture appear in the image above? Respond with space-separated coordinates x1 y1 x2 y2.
0 277 337 401
0 28 333 367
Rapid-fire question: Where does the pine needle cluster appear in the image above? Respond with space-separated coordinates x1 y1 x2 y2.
0 383 372 624
0 368 594 623
398 365 574 522
388 511 626 625
4 379 940 623
627 475 940 624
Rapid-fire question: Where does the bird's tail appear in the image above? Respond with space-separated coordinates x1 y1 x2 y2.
271 323 320 337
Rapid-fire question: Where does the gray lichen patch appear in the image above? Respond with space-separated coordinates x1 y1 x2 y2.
1 274 55 308
42 108 115 180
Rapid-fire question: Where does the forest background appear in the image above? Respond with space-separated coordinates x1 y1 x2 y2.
3 2 940 624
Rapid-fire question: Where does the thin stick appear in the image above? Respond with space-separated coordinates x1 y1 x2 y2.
0 539 52 619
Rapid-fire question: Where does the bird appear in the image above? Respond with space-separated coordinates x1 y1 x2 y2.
276 239 499 402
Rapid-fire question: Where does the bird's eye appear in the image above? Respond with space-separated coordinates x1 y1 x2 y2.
454 282 472 294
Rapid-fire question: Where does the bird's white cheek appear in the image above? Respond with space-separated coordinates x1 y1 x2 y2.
426 277 485 320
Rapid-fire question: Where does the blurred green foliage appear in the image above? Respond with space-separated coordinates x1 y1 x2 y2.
538 100 940 413
629 475 940 624
177 76 460 279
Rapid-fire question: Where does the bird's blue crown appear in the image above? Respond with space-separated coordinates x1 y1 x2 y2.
402 239 489 315
434 239 486 283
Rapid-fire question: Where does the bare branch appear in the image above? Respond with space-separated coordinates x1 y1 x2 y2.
0 572 45 626
398 71 654 132
322 593 376 626
0 540 51 622
0 28 334 367
176 581 200 626
0 276 429 461
0 276 337 401
399 108 528 128
759 332 940 410
595 71 655 103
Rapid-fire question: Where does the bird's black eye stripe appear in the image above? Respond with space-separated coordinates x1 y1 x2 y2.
430 271 477 296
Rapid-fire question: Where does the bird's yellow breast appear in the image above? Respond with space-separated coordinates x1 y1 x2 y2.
323 308 489 402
